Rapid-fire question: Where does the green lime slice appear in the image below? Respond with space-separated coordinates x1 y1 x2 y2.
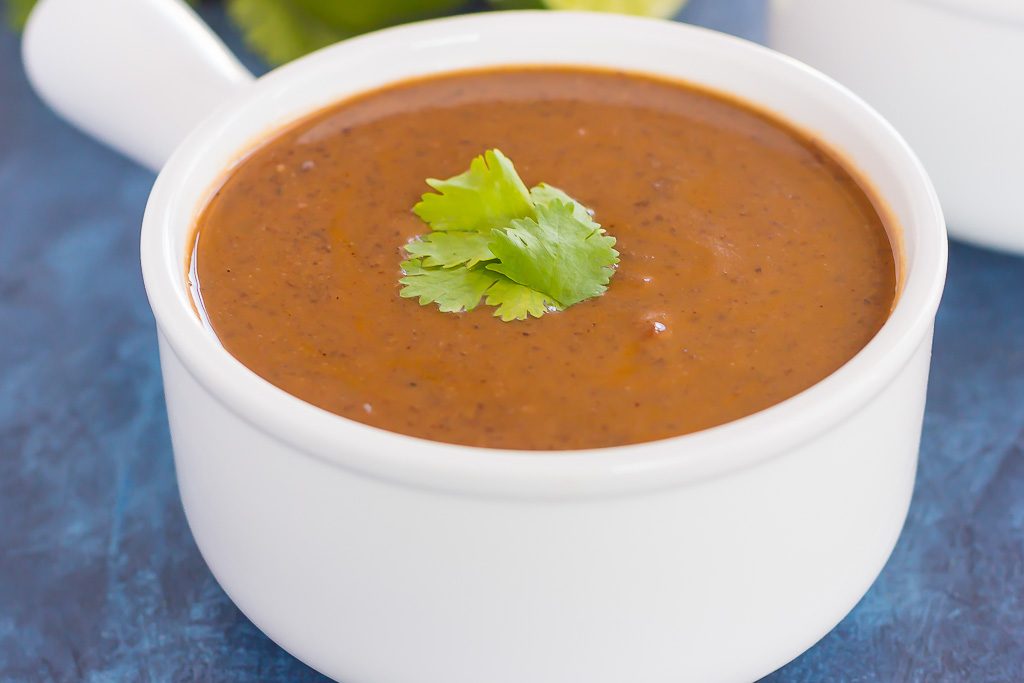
489 0 689 18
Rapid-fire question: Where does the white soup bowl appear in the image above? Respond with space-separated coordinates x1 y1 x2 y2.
769 0 1024 254
24 1 947 681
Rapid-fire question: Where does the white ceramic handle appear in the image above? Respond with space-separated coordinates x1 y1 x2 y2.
23 0 255 172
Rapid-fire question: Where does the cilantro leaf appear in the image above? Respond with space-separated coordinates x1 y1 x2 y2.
413 149 535 232
404 232 495 269
399 150 619 321
530 183 600 228
487 200 619 307
485 277 560 321
398 259 499 313
400 259 556 321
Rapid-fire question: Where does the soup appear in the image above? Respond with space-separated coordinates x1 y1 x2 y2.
190 67 897 450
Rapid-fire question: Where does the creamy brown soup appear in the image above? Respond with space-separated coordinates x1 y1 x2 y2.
190 67 897 450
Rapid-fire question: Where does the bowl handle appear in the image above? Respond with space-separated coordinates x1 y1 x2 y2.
22 0 255 172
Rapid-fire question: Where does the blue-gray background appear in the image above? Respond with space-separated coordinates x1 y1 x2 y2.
1 1 1022 681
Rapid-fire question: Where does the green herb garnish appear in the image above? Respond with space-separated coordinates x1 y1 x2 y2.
399 149 619 321
226 0 469 65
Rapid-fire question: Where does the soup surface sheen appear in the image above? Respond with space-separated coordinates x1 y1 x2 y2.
192 68 897 450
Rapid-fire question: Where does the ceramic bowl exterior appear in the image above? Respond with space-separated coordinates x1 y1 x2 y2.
770 0 1024 254
24 4 947 681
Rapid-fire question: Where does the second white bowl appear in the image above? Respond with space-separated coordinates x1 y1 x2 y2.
769 0 1024 255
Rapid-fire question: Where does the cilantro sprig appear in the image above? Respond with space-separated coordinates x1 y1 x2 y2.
399 149 619 321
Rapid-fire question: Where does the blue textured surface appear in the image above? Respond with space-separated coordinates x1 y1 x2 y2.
1 2 1022 681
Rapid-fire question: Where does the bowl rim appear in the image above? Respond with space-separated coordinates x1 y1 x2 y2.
141 11 947 499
